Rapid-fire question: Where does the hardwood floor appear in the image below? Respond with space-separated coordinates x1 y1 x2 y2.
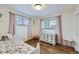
25 39 39 48
40 41 78 54
25 39 78 54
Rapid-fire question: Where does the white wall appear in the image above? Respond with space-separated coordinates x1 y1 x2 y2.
0 6 9 33
31 17 40 37
61 10 75 46
74 5 79 51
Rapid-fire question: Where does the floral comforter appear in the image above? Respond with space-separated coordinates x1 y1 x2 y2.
0 39 34 54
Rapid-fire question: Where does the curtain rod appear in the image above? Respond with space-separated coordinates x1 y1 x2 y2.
9 12 32 19
41 15 62 19
41 16 56 19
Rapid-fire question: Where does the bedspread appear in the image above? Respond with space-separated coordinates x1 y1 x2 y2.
0 39 34 54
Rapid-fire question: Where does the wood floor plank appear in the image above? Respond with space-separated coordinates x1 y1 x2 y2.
25 39 78 54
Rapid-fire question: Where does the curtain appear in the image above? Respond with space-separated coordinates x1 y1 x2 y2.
56 15 63 44
27 19 32 39
8 12 16 35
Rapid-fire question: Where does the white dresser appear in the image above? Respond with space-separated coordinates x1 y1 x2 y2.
40 33 56 46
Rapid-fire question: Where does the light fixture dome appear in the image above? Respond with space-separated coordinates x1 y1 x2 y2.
32 4 44 10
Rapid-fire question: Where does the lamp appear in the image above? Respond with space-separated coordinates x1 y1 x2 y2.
32 4 44 10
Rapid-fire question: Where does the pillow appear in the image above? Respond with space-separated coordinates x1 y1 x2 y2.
0 32 13 40
7 34 13 39
0 36 9 41
0 32 7 40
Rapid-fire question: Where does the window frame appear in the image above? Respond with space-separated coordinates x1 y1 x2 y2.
16 16 29 26
41 18 56 30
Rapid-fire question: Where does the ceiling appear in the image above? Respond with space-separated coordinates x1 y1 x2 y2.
1 4 77 17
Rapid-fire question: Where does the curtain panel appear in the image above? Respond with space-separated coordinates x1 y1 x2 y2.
8 12 16 35
56 15 63 44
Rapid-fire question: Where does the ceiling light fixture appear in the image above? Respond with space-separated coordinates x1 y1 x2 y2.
32 4 44 10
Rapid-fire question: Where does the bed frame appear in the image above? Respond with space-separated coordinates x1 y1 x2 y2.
29 43 40 54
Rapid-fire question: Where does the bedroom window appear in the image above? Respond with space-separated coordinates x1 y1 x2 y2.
41 18 56 29
16 16 29 26
41 18 56 34
15 15 30 41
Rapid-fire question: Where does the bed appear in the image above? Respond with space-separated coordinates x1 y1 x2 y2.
0 33 40 54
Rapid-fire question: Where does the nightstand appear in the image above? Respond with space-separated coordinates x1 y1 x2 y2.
64 39 73 48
